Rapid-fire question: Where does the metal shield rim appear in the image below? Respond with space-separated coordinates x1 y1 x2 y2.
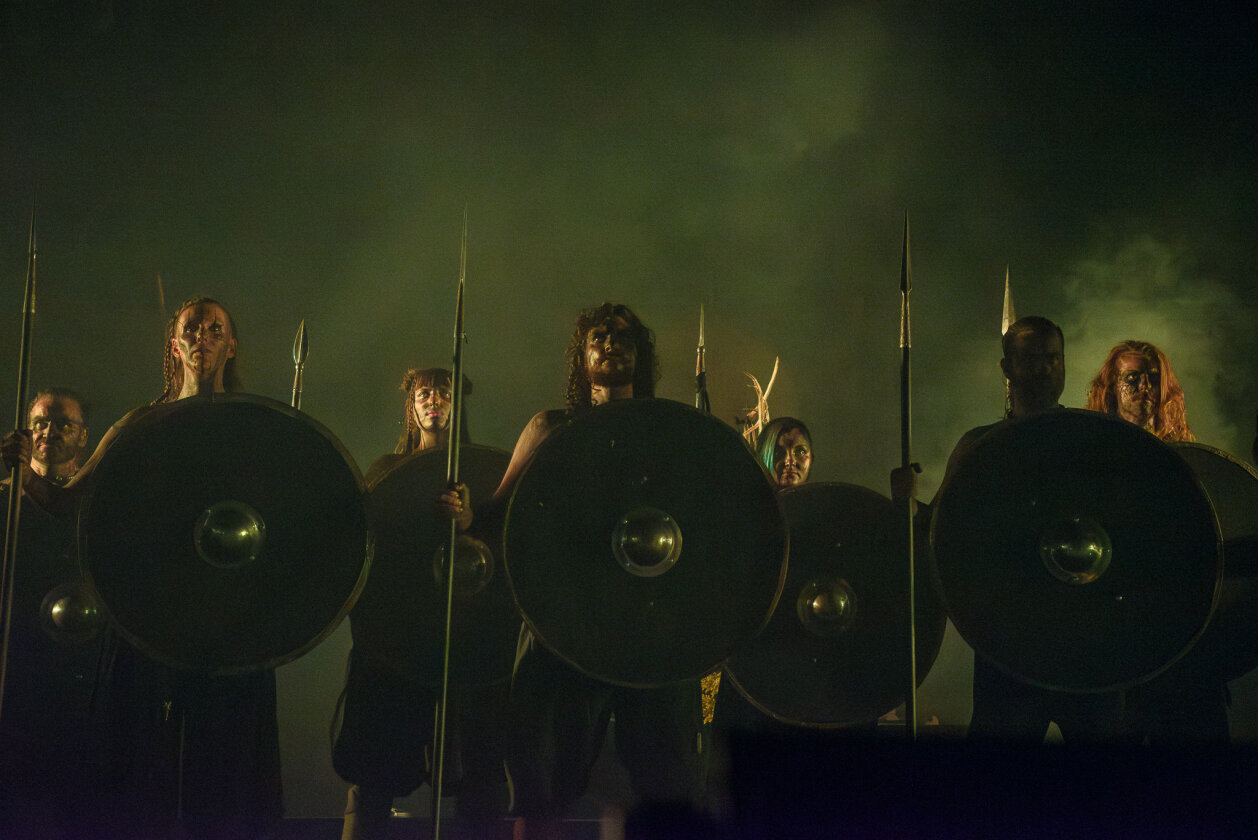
502 398 789 688
77 392 373 674
929 408 1222 693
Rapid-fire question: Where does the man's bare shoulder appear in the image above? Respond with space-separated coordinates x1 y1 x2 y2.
941 420 1007 486
526 408 569 437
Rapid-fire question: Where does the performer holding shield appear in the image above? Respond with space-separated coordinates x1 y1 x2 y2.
463 303 712 840
68 298 284 840
334 366 512 840
1086 339 1230 745
943 316 1126 744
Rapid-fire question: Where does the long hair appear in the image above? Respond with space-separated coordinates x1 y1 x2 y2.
756 416 811 477
153 297 243 404
394 367 473 455
1085 339 1193 442
563 303 659 411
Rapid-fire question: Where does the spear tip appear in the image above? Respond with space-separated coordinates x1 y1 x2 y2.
1001 268 1016 336
899 213 911 293
293 319 309 366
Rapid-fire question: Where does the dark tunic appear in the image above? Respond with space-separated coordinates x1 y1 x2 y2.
942 415 1125 744
0 470 112 840
70 401 284 840
332 448 511 826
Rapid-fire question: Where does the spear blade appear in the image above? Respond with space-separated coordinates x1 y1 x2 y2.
1001 266 1016 335
695 305 710 413
290 320 308 410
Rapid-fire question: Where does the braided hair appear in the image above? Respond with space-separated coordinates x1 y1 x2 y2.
394 367 473 454
153 297 242 404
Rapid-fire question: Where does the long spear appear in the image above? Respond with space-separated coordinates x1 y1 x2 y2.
1001 268 1016 416
291 320 308 410
899 213 919 742
0 198 38 724
431 209 468 838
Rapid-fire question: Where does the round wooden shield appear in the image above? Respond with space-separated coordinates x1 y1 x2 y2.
931 409 1221 692
724 482 946 726
350 443 516 686
78 394 372 674
504 399 788 687
1173 442 1258 682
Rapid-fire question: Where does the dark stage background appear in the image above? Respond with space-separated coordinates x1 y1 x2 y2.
3 0 1257 819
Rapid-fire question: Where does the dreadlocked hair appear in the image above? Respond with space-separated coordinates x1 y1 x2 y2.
563 303 659 412
394 367 473 454
152 297 242 405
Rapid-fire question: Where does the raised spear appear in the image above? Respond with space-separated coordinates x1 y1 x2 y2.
1 198 38 723
695 304 710 414
291 320 308 410
899 213 919 742
1002 268 1016 416
431 208 468 839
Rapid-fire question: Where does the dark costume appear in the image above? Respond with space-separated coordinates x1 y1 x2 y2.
1123 670 1230 746
333 450 510 836
489 408 710 820
0 470 112 840
79 402 284 840
507 634 709 817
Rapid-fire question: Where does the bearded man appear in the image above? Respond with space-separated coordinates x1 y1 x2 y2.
462 303 707 840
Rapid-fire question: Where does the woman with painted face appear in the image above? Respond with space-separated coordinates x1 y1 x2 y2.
755 417 813 490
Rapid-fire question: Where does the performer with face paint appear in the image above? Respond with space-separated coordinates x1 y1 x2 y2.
334 367 511 840
1087 340 1230 745
1085 340 1193 443
756 417 813 490
461 303 709 840
68 297 284 840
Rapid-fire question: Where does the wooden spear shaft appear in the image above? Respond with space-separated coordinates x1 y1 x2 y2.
0 200 37 724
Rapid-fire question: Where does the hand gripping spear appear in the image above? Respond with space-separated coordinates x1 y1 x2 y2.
899 213 920 742
431 210 468 839
0 199 37 724
291 320 308 410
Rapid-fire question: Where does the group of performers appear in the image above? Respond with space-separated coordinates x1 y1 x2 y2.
0 294 1248 840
